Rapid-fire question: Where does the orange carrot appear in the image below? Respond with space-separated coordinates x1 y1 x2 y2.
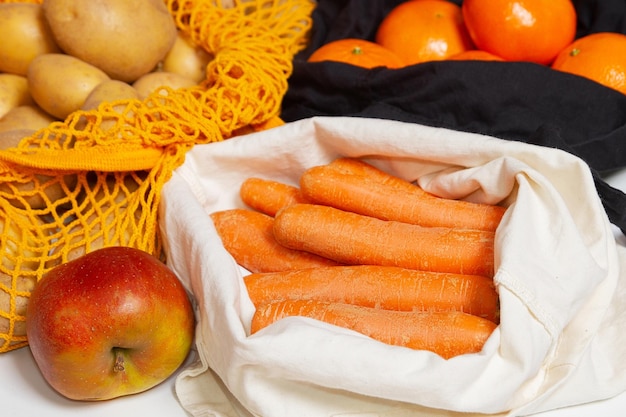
210 208 340 273
250 299 497 359
326 157 418 191
273 203 495 277
301 160 506 231
244 265 499 323
240 177 311 217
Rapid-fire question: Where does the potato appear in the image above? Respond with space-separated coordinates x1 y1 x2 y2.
0 73 34 118
46 172 145 267
0 128 35 150
0 129 78 210
161 31 213 83
81 79 139 111
75 79 139 133
132 71 197 100
0 105 57 134
0 128 80 211
0 3 61 76
0 169 79 211
0 270 35 339
27 53 110 120
0 209 47 340
43 0 177 83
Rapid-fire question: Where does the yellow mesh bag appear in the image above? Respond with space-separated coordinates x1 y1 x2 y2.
0 0 314 352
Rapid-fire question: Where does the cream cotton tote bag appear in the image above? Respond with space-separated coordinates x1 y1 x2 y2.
159 116 626 417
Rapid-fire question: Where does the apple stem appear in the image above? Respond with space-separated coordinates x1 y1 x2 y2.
113 351 125 373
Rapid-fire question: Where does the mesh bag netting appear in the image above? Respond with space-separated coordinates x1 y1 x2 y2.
0 0 314 352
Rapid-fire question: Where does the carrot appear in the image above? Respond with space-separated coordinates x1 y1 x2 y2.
250 299 497 359
272 203 495 277
240 177 311 217
210 208 340 273
244 265 499 323
326 157 418 191
301 161 506 231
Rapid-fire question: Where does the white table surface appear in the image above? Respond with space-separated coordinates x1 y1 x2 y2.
2 168 626 417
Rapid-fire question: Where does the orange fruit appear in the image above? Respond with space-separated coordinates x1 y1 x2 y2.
461 0 577 65
447 50 505 61
307 38 405 69
375 0 474 66
552 32 626 95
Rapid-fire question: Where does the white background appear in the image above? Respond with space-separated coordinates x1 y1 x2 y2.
2 168 626 417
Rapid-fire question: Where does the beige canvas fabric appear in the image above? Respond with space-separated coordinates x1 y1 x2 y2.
160 116 626 417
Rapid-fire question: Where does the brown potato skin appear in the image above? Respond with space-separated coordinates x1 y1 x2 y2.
0 106 57 134
161 31 212 83
27 53 110 120
132 71 197 100
0 3 61 75
42 0 178 83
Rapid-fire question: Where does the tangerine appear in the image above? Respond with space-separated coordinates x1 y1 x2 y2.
461 0 577 65
375 0 474 66
447 50 505 61
552 32 626 95
307 38 405 69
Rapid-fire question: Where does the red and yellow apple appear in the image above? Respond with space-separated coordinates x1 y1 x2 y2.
26 246 195 401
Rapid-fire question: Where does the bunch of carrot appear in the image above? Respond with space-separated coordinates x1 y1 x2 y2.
210 157 505 359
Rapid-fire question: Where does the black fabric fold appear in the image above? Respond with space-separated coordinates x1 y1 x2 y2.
281 0 626 234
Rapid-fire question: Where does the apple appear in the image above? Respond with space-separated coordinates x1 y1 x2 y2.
26 246 195 401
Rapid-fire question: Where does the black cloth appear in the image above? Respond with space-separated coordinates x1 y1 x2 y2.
281 0 626 235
